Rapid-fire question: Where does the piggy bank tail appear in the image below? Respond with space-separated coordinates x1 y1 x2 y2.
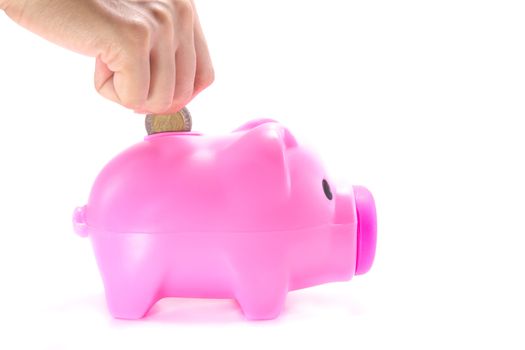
73 205 89 237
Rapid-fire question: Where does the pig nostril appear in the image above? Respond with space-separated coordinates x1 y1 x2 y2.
322 179 333 200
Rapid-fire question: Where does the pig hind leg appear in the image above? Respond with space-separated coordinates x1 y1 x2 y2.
92 235 165 319
104 274 162 319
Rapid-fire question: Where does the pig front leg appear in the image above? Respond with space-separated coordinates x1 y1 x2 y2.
231 251 290 320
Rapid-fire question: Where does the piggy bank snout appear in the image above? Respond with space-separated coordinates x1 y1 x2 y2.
353 186 377 275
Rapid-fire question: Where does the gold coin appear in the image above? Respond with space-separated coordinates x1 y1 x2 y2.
145 107 192 135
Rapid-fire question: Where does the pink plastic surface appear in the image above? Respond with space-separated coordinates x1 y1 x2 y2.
74 119 377 320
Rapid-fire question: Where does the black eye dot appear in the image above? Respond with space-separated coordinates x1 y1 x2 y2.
322 179 333 200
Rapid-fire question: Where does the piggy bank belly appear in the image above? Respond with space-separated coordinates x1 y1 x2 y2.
86 222 357 320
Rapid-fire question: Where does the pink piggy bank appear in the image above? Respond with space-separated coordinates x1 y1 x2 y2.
73 119 377 320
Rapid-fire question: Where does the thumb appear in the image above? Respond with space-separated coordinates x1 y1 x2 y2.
94 56 120 105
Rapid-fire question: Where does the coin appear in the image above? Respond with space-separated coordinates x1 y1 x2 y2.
145 107 192 135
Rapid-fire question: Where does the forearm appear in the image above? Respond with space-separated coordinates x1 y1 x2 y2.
2 0 119 58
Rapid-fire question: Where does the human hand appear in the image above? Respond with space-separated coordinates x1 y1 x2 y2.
1 0 214 113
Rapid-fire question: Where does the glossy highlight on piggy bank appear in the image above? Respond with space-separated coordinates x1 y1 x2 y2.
73 119 377 320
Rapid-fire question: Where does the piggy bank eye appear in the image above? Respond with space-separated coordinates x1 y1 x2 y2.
322 179 333 200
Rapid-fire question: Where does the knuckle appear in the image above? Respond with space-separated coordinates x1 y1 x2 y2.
121 95 145 110
173 88 193 104
123 19 152 49
147 2 174 27
94 78 105 93
203 68 215 86
195 68 215 91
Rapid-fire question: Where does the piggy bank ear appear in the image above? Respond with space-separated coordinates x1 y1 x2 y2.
233 118 278 132
233 119 298 148
221 122 293 198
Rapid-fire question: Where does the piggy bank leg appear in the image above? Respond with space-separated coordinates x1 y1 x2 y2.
232 256 289 320
104 276 161 320
234 270 289 320
92 235 164 319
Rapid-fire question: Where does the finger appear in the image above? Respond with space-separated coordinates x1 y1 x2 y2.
191 2 214 95
145 45 176 113
142 2 176 113
168 40 197 112
112 44 150 110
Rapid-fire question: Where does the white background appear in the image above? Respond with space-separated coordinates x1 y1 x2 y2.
1 0 524 349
